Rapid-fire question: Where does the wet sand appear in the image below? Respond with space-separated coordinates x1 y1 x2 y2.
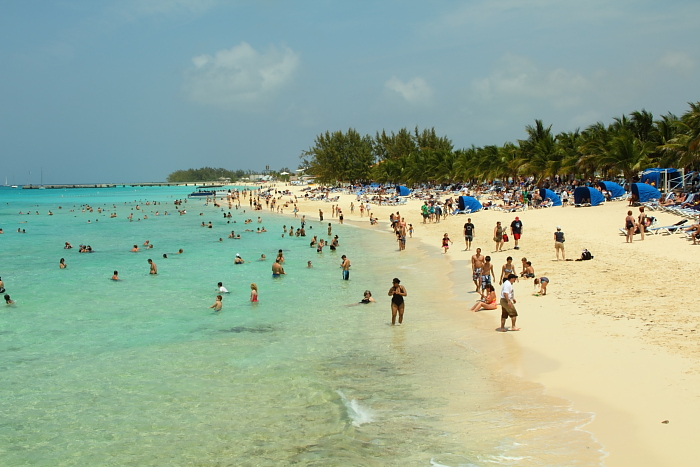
274 186 700 467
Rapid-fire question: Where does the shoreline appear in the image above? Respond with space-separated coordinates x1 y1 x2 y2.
273 185 700 466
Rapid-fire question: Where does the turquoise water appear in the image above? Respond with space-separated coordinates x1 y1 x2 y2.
0 186 601 466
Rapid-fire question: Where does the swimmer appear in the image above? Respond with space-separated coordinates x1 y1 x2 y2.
64 242 73 249
209 295 223 312
307 261 313 268
131 245 139 252
162 254 168 259
250 283 258 303
178 249 184 254
234 254 244 264
59 258 67 269
111 271 119 281
359 290 375 304
4 294 14 305
218 282 229 293
260 254 266 261
143 240 150 246
0 277 5 293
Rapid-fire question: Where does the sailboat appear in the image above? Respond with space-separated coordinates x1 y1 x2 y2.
3 177 7 187
39 168 46 189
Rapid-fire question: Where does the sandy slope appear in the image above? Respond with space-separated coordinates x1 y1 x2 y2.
255 185 700 467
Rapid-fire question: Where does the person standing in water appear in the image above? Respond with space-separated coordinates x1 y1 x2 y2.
148 259 157 275
210 295 222 312
341 255 351 280
388 278 407 325
59 258 67 269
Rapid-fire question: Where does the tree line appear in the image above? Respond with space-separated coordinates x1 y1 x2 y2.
299 102 700 186
166 167 291 183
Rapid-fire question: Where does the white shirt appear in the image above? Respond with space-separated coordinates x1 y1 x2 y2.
500 280 514 300
219 286 229 293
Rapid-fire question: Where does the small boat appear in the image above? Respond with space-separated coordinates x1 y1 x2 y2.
188 189 216 197
188 185 230 197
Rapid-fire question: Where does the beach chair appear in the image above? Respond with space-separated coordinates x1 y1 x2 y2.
649 219 688 235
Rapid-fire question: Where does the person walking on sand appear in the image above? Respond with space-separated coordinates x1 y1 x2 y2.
442 233 453 253
554 226 566 260
471 248 485 293
625 210 635 243
340 255 351 280
493 221 504 252
510 216 523 250
463 218 475 250
319 209 323 221
148 258 157 275
388 278 407 325
498 274 519 332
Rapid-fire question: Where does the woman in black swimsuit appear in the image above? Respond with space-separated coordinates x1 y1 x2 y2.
388 278 407 325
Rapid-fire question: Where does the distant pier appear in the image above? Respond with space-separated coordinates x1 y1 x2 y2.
21 182 219 190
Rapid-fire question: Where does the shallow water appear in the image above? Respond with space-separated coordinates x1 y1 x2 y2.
0 186 602 465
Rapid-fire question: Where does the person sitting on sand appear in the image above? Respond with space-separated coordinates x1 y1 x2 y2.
471 284 497 312
521 261 535 278
534 277 549 295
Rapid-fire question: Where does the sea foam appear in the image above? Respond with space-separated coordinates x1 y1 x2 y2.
336 390 375 427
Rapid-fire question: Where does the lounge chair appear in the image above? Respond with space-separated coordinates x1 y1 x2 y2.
648 219 688 235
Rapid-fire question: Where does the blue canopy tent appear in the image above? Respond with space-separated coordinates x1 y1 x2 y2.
457 196 482 213
631 183 661 202
539 189 562 206
641 168 682 191
597 181 626 199
396 186 411 196
573 186 605 206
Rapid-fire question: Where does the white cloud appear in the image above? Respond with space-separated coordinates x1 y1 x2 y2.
385 76 434 105
471 54 590 108
658 51 695 74
184 42 300 109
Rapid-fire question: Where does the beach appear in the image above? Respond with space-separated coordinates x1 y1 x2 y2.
2 184 699 466
288 186 700 467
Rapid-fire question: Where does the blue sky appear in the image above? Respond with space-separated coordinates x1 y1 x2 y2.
1 0 697 184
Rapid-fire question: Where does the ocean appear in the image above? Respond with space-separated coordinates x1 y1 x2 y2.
0 185 602 466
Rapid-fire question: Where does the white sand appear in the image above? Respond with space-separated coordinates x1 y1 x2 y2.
244 185 700 466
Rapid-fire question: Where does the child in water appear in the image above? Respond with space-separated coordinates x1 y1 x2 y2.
210 295 223 312
250 283 258 303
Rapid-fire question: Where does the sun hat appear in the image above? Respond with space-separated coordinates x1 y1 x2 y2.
556 226 561 230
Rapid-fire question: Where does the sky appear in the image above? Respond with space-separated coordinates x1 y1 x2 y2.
1 0 698 184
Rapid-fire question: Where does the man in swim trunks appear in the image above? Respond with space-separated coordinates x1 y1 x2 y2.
480 256 495 299
341 255 350 280
510 217 523 250
463 218 475 250
471 248 485 292
271 261 285 277
148 259 157 275
498 274 519 331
